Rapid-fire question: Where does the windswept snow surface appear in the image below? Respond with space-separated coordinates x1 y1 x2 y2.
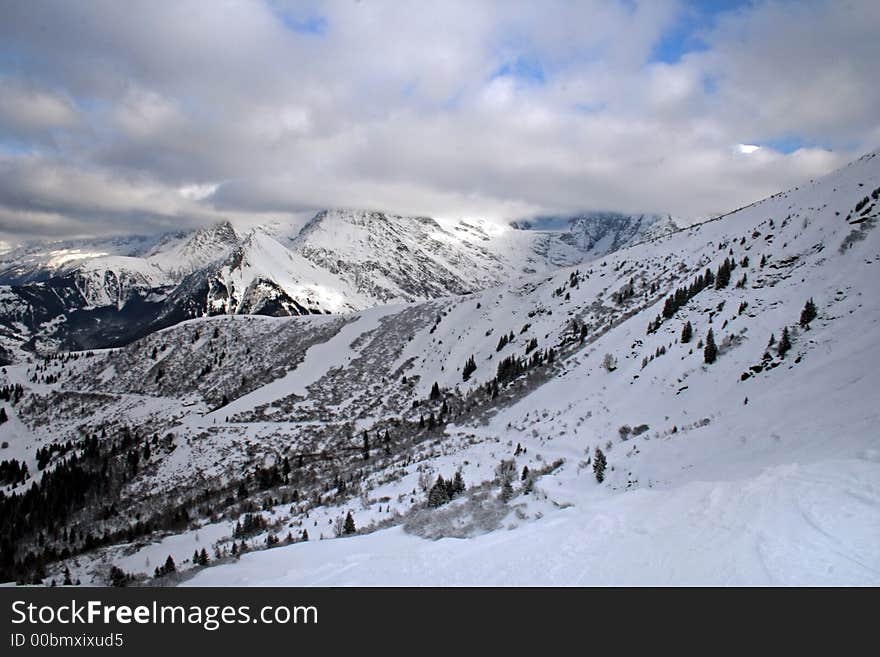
185 458 880 586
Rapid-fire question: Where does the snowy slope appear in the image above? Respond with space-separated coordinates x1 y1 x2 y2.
184 455 879 586
3 150 879 586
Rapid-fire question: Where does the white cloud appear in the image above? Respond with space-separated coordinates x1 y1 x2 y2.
0 79 79 135
0 0 876 241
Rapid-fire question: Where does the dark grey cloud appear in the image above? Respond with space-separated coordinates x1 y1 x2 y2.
0 0 877 245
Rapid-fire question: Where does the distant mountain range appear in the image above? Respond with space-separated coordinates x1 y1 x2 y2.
0 209 679 355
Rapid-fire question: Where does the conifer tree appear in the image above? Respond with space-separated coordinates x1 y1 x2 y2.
462 355 477 381
343 512 356 535
681 321 693 344
778 326 792 357
501 477 514 501
452 471 465 494
704 328 717 364
428 476 450 507
799 298 817 328
109 566 128 587
593 448 607 483
429 382 441 400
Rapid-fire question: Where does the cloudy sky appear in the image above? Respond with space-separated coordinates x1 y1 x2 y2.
1 0 878 242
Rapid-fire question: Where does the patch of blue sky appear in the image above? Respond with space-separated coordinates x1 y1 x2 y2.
491 55 546 85
0 138 37 155
758 135 857 155
650 0 753 64
761 136 806 154
270 2 328 37
573 101 607 114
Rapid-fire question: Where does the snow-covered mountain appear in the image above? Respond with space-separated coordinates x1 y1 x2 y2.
145 221 240 283
510 211 680 257
0 208 653 353
0 233 169 285
1 148 878 586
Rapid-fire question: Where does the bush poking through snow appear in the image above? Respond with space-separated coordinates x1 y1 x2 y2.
602 353 617 372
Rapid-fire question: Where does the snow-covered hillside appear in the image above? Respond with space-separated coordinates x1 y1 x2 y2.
1 150 879 586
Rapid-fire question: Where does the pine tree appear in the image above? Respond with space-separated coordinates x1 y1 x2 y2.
715 258 732 289
703 328 717 364
462 355 477 381
63 566 73 586
681 321 693 344
799 298 817 328
0 407 7 424
343 512 356 535
109 566 128 588
501 477 514 502
429 382 441 400
452 471 465 494
163 555 176 574
362 431 370 461
593 448 607 483
428 476 450 507
778 326 792 357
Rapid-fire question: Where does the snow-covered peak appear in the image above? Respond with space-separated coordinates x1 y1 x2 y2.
146 220 239 281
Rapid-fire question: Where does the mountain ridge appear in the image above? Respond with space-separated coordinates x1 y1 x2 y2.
0 208 679 354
